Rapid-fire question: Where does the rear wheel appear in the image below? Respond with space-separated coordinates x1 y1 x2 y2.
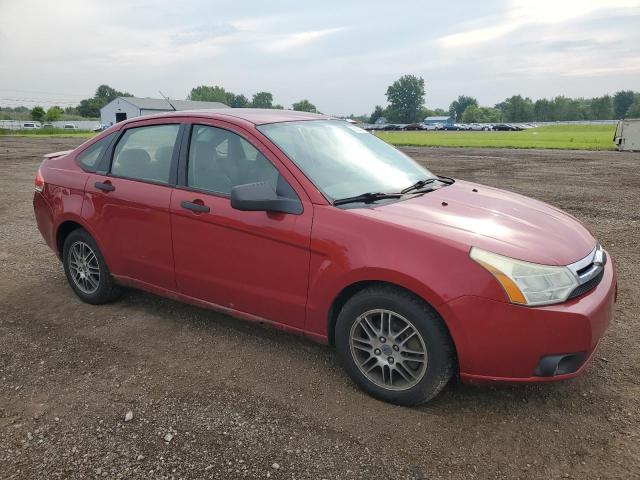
335 286 454 405
62 229 121 304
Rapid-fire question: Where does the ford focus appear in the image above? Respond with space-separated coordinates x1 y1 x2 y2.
33 109 616 405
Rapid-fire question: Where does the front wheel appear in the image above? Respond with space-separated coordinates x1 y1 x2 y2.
62 229 121 304
335 286 455 405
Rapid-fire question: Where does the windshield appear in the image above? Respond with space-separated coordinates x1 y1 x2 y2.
257 120 435 201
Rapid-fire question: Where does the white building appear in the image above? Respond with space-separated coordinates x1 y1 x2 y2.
100 97 229 125
424 115 453 126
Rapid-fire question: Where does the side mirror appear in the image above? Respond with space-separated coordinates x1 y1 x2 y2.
231 182 303 215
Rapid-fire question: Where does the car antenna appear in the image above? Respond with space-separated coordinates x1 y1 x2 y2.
158 90 177 111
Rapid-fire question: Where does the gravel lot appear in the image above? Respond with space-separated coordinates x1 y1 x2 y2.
1 137 639 479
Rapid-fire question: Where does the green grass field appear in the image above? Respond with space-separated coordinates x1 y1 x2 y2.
377 124 616 150
1 124 618 150
0 128 95 138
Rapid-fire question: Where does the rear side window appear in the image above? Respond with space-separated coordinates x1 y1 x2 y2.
76 132 116 171
111 124 180 184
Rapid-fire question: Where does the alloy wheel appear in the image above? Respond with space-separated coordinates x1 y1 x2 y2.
68 241 100 294
349 309 428 391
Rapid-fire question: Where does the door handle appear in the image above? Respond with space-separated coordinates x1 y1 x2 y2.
95 181 115 192
181 200 210 213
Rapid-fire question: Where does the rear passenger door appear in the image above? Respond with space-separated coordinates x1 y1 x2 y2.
82 120 184 290
170 121 313 329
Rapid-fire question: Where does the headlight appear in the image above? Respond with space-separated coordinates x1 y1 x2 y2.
470 247 579 306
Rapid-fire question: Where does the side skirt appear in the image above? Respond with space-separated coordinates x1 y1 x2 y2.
111 274 329 344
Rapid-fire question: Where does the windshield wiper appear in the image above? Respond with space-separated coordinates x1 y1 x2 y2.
436 175 455 184
333 191 403 206
334 175 457 206
401 178 437 194
401 175 455 194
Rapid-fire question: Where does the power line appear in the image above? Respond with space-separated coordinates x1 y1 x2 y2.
0 88 90 98
0 98 81 106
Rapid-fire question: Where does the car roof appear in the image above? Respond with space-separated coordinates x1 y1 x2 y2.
130 108 333 126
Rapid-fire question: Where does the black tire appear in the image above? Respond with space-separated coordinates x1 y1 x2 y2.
62 228 121 304
335 286 454 406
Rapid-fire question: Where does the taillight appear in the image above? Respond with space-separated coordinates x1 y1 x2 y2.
35 169 45 193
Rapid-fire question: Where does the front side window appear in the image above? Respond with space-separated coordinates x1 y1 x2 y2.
187 125 294 198
257 120 435 201
111 124 180 184
76 132 116 171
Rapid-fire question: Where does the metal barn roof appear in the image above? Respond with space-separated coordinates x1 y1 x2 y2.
117 97 230 111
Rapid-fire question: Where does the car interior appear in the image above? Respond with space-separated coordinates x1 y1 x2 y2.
187 125 284 196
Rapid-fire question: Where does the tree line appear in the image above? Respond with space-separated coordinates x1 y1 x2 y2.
187 85 318 113
369 75 640 124
12 84 319 122
7 80 640 124
475 91 640 123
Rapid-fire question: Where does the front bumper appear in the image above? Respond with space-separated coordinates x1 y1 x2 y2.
440 253 616 383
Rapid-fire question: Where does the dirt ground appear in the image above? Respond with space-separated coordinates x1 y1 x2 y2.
1 136 639 480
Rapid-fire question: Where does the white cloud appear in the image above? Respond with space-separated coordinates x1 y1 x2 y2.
437 0 640 48
0 0 638 113
261 27 346 52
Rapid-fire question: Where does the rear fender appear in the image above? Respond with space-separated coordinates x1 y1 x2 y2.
53 213 110 268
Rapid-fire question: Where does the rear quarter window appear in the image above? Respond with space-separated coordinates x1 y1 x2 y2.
76 133 116 171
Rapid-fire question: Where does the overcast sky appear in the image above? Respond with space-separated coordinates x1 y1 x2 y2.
1 0 639 114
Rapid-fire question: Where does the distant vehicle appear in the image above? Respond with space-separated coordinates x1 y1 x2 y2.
92 124 109 132
492 123 522 131
63 123 78 130
22 121 41 129
614 119 640 151
42 123 55 128
383 124 402 131
469 124 492 131
442 124 461 131
423 123 443 131
404 123 425 131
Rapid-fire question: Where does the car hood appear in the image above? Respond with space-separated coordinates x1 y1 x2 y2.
355 180 596 266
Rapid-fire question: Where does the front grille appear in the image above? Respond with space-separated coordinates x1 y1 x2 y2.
568 268 604 300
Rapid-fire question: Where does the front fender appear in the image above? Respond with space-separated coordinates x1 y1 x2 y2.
303 205 506 345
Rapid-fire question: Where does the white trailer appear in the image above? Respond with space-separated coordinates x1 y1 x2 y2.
614 119 640 151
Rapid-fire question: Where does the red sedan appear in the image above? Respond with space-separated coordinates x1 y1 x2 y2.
33 109 616 405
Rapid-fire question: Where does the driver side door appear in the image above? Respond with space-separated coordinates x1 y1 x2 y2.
169 122 313 329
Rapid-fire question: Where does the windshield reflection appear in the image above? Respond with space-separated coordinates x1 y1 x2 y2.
258 120 435 201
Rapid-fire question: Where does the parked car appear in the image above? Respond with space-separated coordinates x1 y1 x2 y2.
63 123 78 130
492 123 522 131
469 123 492 131
423 123 443 131
33 110 616 405
92 124 109 132
404 123 425 131
382 124 402 131
22 121 41 129
442 123 461 131
42 123 55 129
